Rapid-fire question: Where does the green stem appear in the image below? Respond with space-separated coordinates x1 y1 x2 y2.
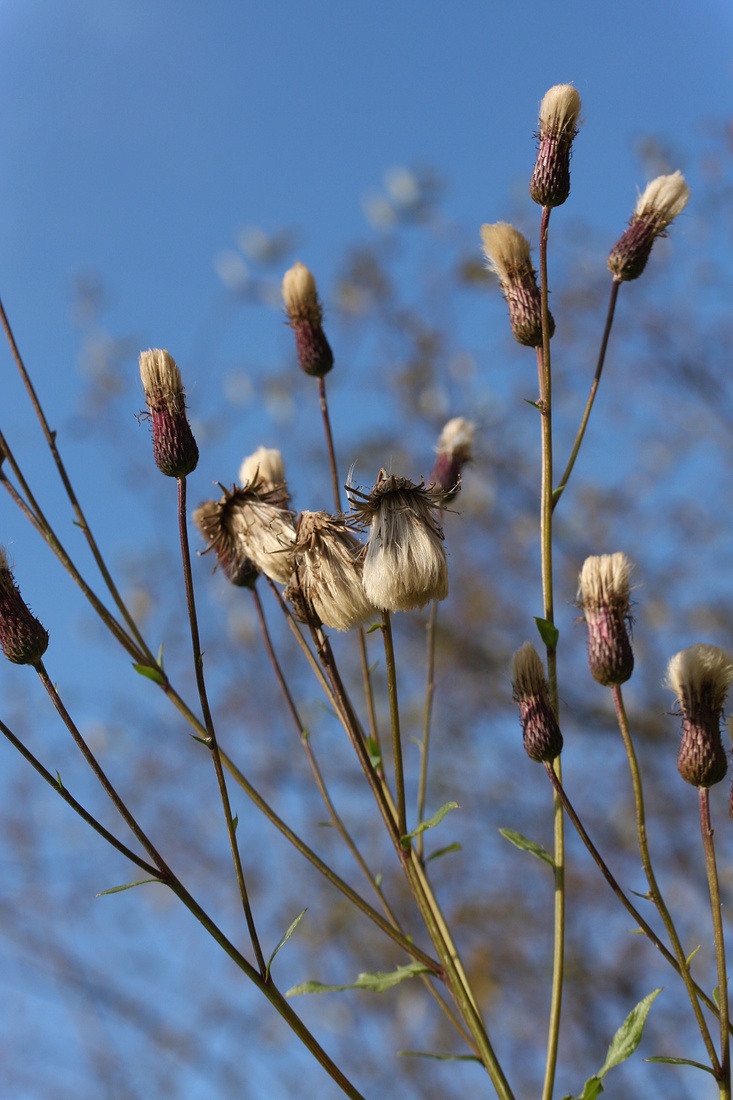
612 685 719 1070
699 788 731 1098
537 204 563 1100
177 477 266 977
381 609 407 838
552 279 620 510
416 599 439 862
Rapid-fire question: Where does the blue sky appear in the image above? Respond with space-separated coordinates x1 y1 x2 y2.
0 3 732 1098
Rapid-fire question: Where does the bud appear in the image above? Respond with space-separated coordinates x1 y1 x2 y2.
193 500 259 588
349 471 448 613
607 171 690 282
239 447 287 498
282 261 334 377
139 349 199 478
429 417 475 502
288 511 375 632
578 553 635 686
480 223 555 347
511 642 563 762
0 549 49 665
194 485 296 585
529 84 582 208
666 644 733 788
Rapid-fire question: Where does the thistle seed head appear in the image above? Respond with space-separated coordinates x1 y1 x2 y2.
193 500 260 588
0 549 49 665
429 417 475 502
349 471 448 613
666 643 733 788
289 510 375 632
282 261 334 377
238 447 290 505
578 553 635 686
480 223 554 347
511 642 563 762
139 348 199 478
608 171 690 282
195 484 296 586
529 84 582 208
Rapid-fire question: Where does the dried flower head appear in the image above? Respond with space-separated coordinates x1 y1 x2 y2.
194 484 296 586
349 471 448 613
238 446 290 507
608 171 690 282
0 549 49 665
139 348 199 478
193 500 259 588
578 553 635 686
666 644 733 788
429 417 475 502
480 223 555 347
512 642 563 762
530 84 582 208
288 511 374 632
282 261 334 377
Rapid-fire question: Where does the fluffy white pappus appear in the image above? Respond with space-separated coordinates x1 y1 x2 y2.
211 486 296 585
355 475 448 613
578 552 633 612
635 171 690 228
239 447 287 495
293 511 375 631
665 643 733 712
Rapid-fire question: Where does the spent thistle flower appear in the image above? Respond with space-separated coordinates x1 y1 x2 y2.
607 171 690 282
193 500 260 588
0 548 49 665
666 644 733 788
578 553 635 686
529 84 582 208
480 223 555 347
139 348 199 478
282 261 334 377
349 471 448 613
287 510 375 632
429 417 475 503
194 484 296 586
512 642 563 762
239 447 288 498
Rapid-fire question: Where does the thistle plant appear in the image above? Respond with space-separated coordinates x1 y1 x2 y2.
0 85 730 1100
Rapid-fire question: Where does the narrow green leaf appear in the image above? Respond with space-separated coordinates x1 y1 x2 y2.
366 622 382 634
55 770 64 791
398 1051 482 1063
534 616 559 649
426 842 462 863
686 945 701 966
402 802 458 845
499 828 554 867
597 988 662 1077
287 962 431 997
96 878 164 897
132 662 166 685
576 1077 604 1100
646 1056 715 1076
191 734 211 746
231 813 239 833
366 736 382 770
266 908 307 980
156 642 165 669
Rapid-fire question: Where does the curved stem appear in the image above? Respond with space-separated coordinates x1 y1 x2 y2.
612 685 719 1068
177 476 266 977
552 279 620 510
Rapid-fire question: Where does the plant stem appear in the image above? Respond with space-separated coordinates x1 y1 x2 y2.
699 787 731 1098
177 476 266 977
552 279 620 510
612 685 719 1068
381 609 407 838
416 599 439 861
537 204 564 1100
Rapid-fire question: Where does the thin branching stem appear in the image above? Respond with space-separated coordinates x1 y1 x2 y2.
416 599 439 862
0 296 153 659
381 609 407 838
699 788 731 1097
552 278 621 509
612 685 719 1067
177 476 267 977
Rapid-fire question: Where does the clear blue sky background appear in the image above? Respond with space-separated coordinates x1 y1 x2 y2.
0 3 732 1098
